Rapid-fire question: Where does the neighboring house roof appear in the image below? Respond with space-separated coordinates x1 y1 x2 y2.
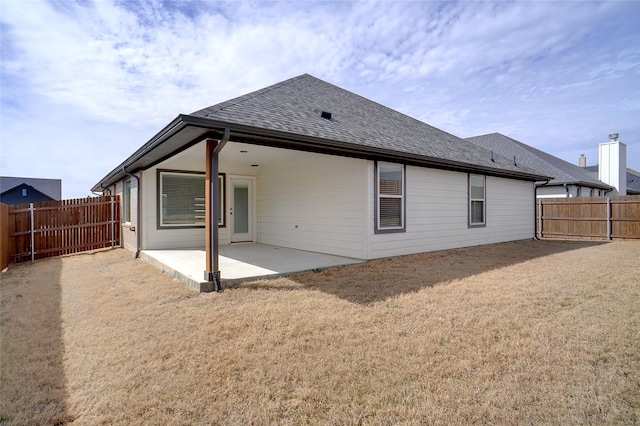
465 133 612 190
0 176 62 200
92 74 547 192
629 169 640 194
0 183 56 205
583 165 640 195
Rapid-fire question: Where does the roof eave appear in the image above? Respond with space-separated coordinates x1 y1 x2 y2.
179 116 549 181
538 180 613 190
91 115 549 192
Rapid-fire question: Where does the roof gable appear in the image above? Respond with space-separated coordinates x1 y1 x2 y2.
191 74 541 178
465 133 611 189
0 183 55 205
0 176 62 200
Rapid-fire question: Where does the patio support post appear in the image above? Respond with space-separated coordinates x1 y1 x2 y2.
204 129 230 292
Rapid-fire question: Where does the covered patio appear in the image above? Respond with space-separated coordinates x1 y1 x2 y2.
140 244 365 291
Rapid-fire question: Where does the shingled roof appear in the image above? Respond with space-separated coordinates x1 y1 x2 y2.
92 74 546 191
191 74 542 178
466 132 612 189
583 165 640 195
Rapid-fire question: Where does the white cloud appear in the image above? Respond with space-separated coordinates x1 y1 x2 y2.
1 0 638 197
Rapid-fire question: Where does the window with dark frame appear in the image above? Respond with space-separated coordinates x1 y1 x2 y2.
376 162 405 232
124 179 132 223
469 174 486 227
158 171 225 228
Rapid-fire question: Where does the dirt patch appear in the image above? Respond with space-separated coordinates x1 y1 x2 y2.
1 241 639 424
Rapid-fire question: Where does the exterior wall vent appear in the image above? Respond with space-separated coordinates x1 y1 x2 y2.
321 111 332 120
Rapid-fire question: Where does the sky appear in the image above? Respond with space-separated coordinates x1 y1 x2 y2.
1 0 639 198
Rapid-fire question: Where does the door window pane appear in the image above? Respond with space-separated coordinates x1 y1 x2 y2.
234 186 249 233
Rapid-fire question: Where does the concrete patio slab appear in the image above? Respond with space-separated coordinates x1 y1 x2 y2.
140 244 364 291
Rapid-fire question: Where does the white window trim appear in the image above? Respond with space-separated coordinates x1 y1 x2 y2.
468 174 486 227
375 161 406 233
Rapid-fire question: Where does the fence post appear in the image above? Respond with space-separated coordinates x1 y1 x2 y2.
110 196 115 248
30 203 35 263
606 197 611 240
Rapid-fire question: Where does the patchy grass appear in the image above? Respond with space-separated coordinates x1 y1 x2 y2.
1 241 639 425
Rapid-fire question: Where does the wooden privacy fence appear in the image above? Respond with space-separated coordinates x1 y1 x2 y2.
536 196 640 240
6 195 120 263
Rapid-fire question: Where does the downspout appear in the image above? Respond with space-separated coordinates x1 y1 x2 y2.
101 184 112 195
206 128 230 292
534 179 550 240
122 165 141 259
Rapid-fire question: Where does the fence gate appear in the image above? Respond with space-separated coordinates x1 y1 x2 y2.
6 195 120 263
536 196 640 240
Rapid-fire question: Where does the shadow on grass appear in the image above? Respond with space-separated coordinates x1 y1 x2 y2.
241 240 607 305
0 258 73 425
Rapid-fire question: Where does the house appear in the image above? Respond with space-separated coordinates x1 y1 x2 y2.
0 176 62 205
91 74 547 290
465 133 613 198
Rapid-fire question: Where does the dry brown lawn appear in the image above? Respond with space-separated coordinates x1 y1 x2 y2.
1 240 639 425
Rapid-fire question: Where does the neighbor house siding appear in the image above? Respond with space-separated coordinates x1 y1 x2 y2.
536 185 569 198
259 154 368 259
366 166 534 259
536 184 605 198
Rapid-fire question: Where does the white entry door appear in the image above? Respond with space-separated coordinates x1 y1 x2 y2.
230 177 254 242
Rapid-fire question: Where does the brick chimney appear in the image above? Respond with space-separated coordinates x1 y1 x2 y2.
599 133 627 195
578 154 586 167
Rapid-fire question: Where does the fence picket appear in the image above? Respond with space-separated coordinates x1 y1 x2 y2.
7 195 121 263
537 195 640 240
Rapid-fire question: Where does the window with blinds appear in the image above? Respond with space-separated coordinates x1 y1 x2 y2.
376 162 405 232
159 171 224 227
469 174 486 227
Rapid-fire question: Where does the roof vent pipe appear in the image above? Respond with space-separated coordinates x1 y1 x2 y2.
513 156 517 166
321 111 332 120
490 150 495 162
